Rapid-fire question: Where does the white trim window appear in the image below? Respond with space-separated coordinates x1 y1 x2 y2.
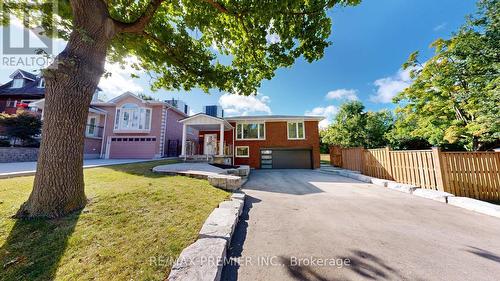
20 99 36 104
288 121 305 140
38 78 45 88
86 115 100 137
236 122 265 140
6 99 17 107
114 103 152 131
235 146 249 157
11 78 24 88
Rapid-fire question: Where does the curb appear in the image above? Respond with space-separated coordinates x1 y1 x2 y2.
168 191 246 281
447 197 500 218
412 189 454 203
320 167 500 219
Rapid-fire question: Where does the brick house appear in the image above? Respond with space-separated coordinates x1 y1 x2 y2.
179 114 323 169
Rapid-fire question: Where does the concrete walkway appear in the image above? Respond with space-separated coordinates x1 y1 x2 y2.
153 162 226 177
222 169 500 281
0 158 163 178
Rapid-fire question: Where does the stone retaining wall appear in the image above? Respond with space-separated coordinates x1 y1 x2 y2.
0 147 39 163
168 192 246 281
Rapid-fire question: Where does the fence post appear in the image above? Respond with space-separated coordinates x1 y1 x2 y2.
432 147 445 191
385 147 393 180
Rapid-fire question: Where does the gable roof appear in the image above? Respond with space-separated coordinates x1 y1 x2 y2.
0 69 102 98
10 69 37 81
179 113 233 129
0 69 44 97
92 91 188 117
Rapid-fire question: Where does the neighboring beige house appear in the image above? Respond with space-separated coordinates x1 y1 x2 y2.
32 92 195 159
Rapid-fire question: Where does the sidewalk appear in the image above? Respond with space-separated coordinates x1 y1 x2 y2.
0 159 166 178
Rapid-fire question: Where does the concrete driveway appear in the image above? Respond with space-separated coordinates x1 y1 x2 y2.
222 169 500 281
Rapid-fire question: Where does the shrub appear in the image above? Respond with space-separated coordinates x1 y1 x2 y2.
0 139 10 147
0 112 42 146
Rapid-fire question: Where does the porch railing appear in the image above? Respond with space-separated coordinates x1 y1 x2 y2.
183 141 233 156
85 124 104 138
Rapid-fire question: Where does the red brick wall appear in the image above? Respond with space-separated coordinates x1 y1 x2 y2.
199 120 320 169
84 138 102 158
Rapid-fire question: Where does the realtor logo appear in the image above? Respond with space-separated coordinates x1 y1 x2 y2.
1 1 58 67
3 14 53 55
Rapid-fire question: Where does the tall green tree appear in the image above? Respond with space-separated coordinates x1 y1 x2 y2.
365 110 393 148
1 0 360 218
322 101 366 147
385 111 431 150
322 101 394 149
393 0 499 151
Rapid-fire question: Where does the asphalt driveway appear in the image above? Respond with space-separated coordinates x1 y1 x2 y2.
222 169 500 281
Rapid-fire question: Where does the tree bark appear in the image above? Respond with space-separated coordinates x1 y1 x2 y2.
15 1 117 219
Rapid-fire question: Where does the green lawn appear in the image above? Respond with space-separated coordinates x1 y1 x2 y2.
320 154 330 165
0 160 229 281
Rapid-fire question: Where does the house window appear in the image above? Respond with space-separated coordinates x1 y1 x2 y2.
288 121 305 139
114 103 151 131
236 122 265 140
11 78 24 88
86 116 99 137
21 100 36 104
38 78 45 88
6 99 17 107
236 146 249 157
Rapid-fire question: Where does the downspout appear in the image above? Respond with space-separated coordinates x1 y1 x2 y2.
161 106 170 157
232 126 235 165
99 111 108 159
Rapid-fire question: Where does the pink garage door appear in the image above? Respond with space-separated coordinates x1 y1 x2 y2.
108 137 157 159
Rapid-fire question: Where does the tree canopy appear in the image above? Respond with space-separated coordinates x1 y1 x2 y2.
392 0 499 151
321 101 393 149
2 0 360 95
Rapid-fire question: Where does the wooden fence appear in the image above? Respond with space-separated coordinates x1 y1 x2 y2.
330 146 500 201
441 152 500 201
389 150 438 190
341 147 364 172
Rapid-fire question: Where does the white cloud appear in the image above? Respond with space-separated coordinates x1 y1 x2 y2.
433 22 447 31
370 68 412 103
218 93 272 116
305 105 338 129
265 22 281 44
99 58 143 99
266 33 281 44
325 89 359 101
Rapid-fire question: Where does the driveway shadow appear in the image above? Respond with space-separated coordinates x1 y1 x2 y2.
0 211 81 280
465 246 500 263
281 249 410 281
221 195 261 281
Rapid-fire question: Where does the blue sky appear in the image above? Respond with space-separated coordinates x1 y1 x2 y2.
0 0 477 127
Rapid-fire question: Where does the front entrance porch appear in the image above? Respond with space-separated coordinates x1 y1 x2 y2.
179 114 234 164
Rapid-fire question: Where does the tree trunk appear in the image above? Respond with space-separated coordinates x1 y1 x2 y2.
15 1 117 219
